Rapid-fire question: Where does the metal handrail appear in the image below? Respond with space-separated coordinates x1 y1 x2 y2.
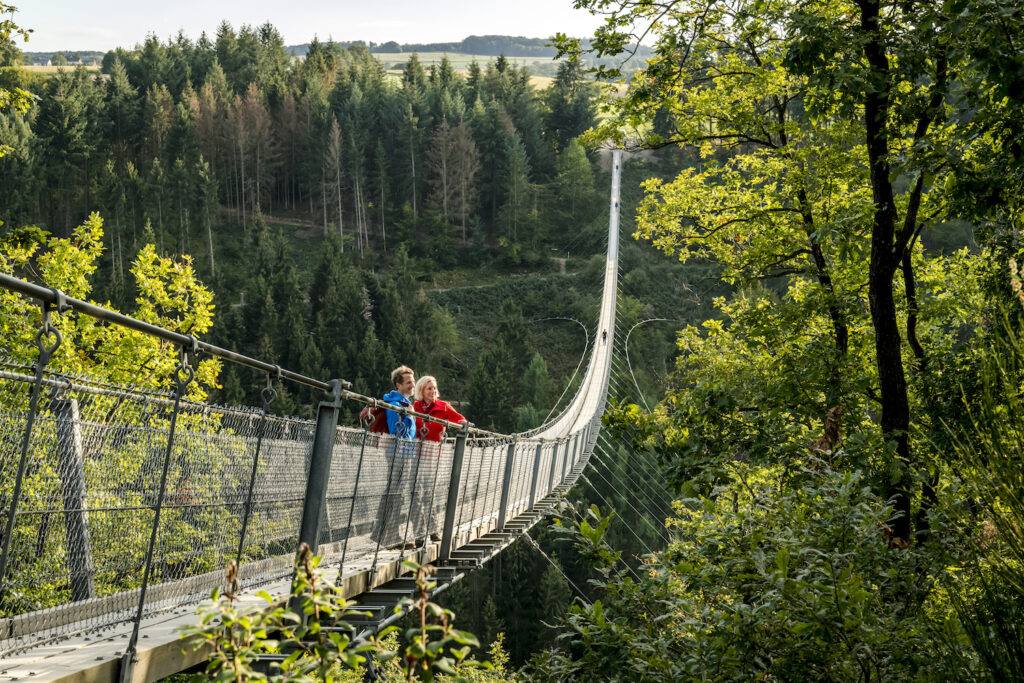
0 272 498 437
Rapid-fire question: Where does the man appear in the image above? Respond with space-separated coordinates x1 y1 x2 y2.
374 365 421 551
383 365 416 439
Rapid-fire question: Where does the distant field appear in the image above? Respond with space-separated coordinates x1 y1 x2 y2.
373 51 558 70
377 51 560 87
21 65 102 74
384 69 555 90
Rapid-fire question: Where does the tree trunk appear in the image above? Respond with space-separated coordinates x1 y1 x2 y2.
207 209 216 277
321 163 328 236
239 141 247 227
861 0 912 545
410 135 417 220
342 171 350 250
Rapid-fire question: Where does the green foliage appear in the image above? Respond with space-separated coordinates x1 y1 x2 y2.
181 544 373 681
555 0 1024 544
372 560 490 682
0 2 33 152
533 471 971 681
941 284 1024 678
0 213 221 396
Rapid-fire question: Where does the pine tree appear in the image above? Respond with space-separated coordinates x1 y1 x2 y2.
396 102 421 220
372 138 389 252
544 58 597 152
274 92 301 210
522 352 552 412
554 138 597 224
196 156 218 277
104 57 140 169
323 117 345 242
499 134 532 245
426 116 455 222
471 98 513 225
451 121 480 243
402 53 427 93
143 83 174 164
536 560 569 638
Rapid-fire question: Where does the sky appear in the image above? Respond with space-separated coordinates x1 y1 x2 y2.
15 0 605 52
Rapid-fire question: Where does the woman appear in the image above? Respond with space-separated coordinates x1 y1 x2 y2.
413 375 467 441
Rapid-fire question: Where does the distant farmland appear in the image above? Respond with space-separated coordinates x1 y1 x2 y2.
374 52 560 76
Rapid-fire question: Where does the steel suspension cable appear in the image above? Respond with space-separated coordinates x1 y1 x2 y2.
576 469 657 557
581 454 664 550
595 431 675 518
589 436 674 526
521 531 592 605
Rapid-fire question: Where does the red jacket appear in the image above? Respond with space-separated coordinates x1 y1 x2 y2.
414 399 466 442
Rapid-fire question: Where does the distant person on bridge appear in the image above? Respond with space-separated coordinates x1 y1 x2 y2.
383 365 416 439
413 376 466 441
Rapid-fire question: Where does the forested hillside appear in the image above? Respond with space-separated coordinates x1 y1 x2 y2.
0 20 698 429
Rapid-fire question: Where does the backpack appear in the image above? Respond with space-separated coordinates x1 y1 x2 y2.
359 405 390 434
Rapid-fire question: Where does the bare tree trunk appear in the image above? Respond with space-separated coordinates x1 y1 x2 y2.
239 140 247 227
207 210 216 277
410 136 417 219
178 196 184 253
255 142 262 214
354 176 364 253
441 153 449 220
460 179 467 244
342 169 350 249
861 0 911 545
321 163 328 235
157 193 164 254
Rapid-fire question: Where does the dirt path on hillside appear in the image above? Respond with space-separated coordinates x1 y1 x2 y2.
219 207 322 231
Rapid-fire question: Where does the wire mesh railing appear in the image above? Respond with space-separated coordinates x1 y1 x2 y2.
0 356 591 660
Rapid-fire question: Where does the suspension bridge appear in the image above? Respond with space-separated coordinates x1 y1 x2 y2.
0 150 665 682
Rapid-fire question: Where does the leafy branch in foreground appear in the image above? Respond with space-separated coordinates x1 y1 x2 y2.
371 560 487 682
182 551 507 682
532 470 973 682
181 543 372 681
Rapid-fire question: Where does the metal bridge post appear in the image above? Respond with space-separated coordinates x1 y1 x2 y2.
439 424 469 561
297 381 344 554
339 426 370 577
53 398 95 602
528 441 543 509
547 440 561 494
497 437 517 529
562 434 576 486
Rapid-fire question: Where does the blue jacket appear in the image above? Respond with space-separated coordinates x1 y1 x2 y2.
382 390 415 439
